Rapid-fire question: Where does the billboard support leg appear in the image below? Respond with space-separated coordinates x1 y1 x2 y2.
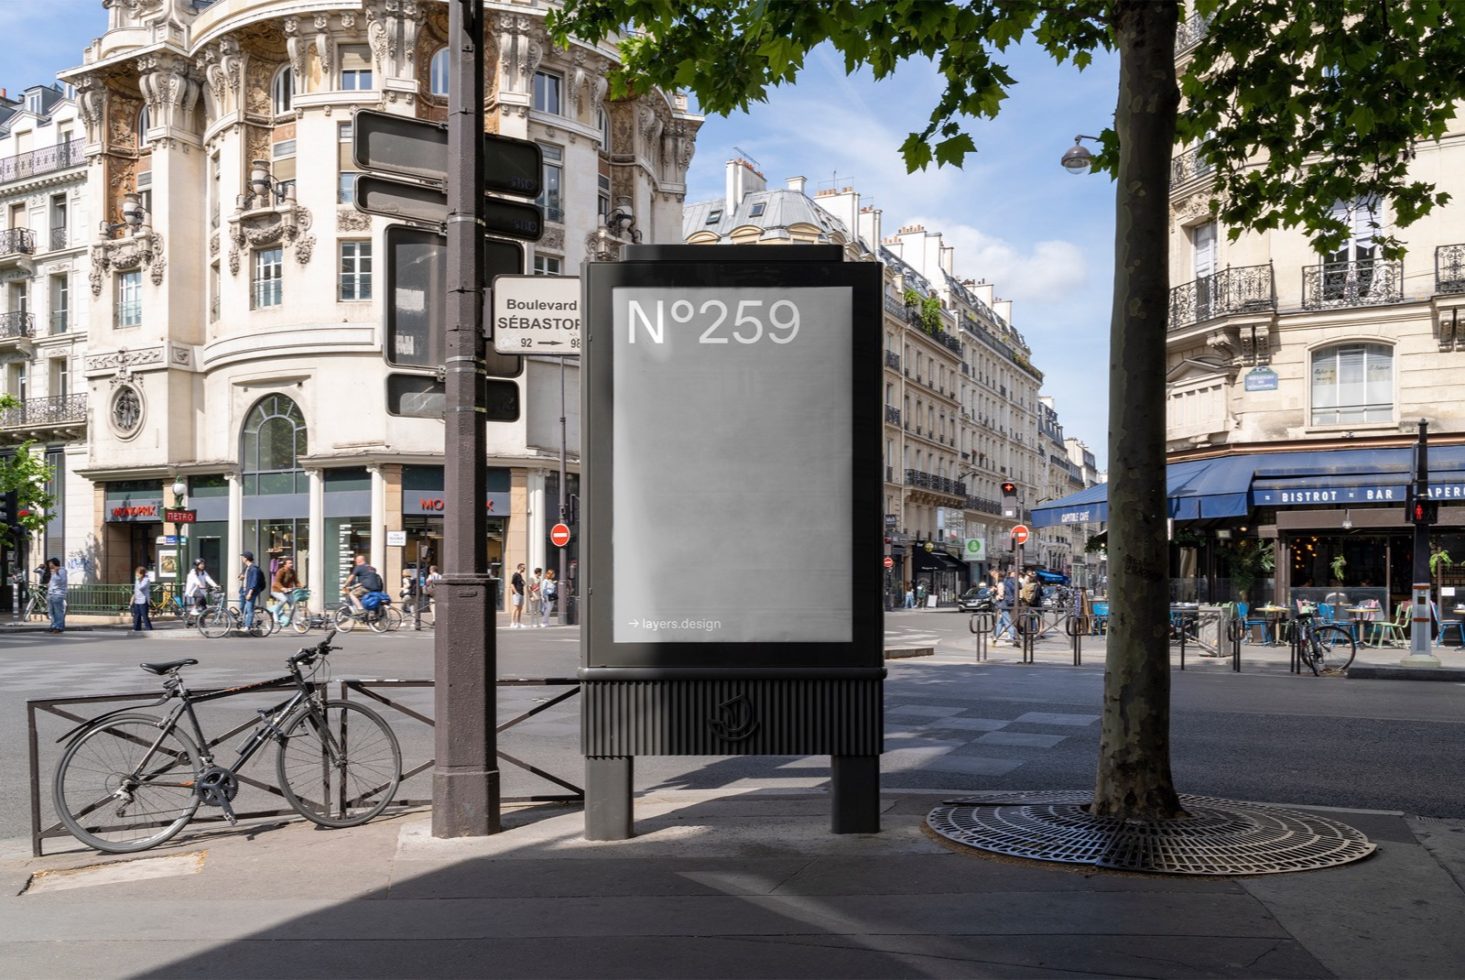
585 755 633 840
831 755 880 834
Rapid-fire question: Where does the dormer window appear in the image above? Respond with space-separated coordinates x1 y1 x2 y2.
749 202 766 217
705 209 722 225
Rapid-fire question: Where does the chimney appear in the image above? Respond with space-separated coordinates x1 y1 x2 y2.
939 242 954 276
858 206 882 253
786 175 806 195
725 158 767 213
971 281 995 308
994 299 1013 325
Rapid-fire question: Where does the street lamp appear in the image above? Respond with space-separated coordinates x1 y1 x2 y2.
99 192 147 238
1061 135 1101 174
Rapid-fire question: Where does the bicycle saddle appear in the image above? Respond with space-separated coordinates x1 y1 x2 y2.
139 659 199 675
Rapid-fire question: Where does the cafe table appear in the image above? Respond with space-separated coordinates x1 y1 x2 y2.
1254 604 1290 646
1344 606 1378 645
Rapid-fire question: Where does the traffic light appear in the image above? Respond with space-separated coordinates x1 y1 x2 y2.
1000 481 1017 518
1405 482 1438 526
0 491 12 525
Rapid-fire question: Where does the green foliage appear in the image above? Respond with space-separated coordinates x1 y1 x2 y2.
1430 548 1454 577
0 395 56 548
901 288 946 334
1084 531 1107 555
1330 553 1346 583
1225 539 1274 598
551 0 1464 257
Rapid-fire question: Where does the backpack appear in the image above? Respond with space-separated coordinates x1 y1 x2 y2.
1020 581 1037 604
543 580 556 599
38 567 50 587
357 567 384 592
360 590 390 610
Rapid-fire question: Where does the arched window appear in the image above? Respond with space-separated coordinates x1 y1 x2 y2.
137 105 150 147
241 394 308 494
272 66 293 116
430 47 450 96
1310 343 1393 425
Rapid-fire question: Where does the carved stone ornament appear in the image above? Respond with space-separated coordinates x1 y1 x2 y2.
1171 192 1217 225
109 383 144 438
225 203 315 275
89 229 164 296
87 346 165 373
337 208 371 232
539 226 564 251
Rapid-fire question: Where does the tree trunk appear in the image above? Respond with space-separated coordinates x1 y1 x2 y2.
1092 0 1184 820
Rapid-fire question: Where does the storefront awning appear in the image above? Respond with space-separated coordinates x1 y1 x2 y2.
1030 444 1465 528
912 548 965 572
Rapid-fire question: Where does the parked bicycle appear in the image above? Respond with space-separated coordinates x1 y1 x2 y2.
333 590 401 633
1293 610 1357 675
16 576 48 622
52 631 400 853
197 596 275 638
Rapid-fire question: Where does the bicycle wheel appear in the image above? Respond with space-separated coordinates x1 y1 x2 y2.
368 606 402 633
249 609 275 637
291 603 313 634
199 604 233 639
276 700 402 828
1313 624 1357 673
54 714 202 853
333 605 357 632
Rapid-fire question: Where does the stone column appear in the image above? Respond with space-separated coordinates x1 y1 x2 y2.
226 472 243 583
369 464 386 573
306 467 324 601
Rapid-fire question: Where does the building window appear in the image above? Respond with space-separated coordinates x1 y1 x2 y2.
271 137 296 204
430 48 450 96
209 153 221 230
597 108 611 149
1310 343 1392 426
532 254 561 276
271 66 293 116
49 274 68 334
597 172 611 222
340 45 374 90
209 264 220 323
137 105 150 147
532 71 561 114
48 194 67 251
252 247 283 309
338 122 356 204
116 270 142 327
537 143 562 222
240 393 308 496
338 241 372 300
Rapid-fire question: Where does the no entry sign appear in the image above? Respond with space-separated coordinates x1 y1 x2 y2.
550 523 571 547
882 556 894 569
1012 524 1030 545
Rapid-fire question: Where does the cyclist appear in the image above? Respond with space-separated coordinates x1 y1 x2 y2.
343 554 383 612
184 559 217 613
270 556 299 614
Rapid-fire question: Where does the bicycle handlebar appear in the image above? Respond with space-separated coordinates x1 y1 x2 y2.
289 629 339 667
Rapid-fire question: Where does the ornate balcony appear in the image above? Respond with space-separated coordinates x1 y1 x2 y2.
0 311 35 341
1301 259 1403 311
0 228 36 259
884 350 900 371
884 405 901 425
0 394 87 439
1168 264 1275 332
1175 11 1210 55
1436 244 1465 295
1169 146 1213 187
0 138 84 184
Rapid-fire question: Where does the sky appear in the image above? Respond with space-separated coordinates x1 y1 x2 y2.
8 2 1119 465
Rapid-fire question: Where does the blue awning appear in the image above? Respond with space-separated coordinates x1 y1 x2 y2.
1030 444 1465 528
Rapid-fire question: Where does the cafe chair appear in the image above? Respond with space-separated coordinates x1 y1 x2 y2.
1370 601 1409 647
1238 601 1270 644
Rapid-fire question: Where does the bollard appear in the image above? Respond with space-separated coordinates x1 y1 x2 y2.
1065 613 1083 665
1020 608 1040 664
1179 614 1187 671
970 611 994 663
1229 617 1243 672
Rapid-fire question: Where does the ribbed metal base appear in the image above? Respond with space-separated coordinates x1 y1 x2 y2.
927 791 1376 875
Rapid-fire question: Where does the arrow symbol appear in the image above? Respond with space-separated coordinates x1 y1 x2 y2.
541 341 563 346
628 619 640 628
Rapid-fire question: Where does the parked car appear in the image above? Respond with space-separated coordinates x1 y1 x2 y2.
957 586 996 612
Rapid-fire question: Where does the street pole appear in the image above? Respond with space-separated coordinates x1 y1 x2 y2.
1402 418 1440 667
558 354 567 624
432 0 500 836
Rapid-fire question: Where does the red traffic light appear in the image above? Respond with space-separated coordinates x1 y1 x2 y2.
1415 502 1425 521
1001 482 1017 496
16 509 30 518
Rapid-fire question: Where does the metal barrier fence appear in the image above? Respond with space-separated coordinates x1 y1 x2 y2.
27 677 581 857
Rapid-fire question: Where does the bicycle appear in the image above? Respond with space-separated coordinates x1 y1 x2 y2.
198 596 275 638
270 588 323 634
1292 611 1357 675
19 580 48 622
333 593 402 633
52 631 402 854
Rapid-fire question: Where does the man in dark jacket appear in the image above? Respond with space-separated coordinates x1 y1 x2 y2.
239 552 267 634
994 568 1019 644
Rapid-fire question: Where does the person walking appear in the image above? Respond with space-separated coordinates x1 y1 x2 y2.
539 569 557 627
995 568 1020 646
509 563 526 628
130 566 155 632
903 582 914 609
44 557 67 633
527 567 543 623
184 559 218 614
239 551 266 635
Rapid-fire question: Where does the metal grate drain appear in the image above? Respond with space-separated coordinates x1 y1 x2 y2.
927 791 1376 875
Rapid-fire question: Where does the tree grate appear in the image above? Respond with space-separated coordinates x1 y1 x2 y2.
927 791 1376 875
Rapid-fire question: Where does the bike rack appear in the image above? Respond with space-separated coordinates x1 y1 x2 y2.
969 611 994 662
1064 613 1084 666
26 677 582 857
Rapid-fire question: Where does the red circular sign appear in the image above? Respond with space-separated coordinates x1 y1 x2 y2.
1011 524 1030 545
882 556 894 569
550 523 571 547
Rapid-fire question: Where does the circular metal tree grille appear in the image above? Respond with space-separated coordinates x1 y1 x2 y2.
927 791 1376 876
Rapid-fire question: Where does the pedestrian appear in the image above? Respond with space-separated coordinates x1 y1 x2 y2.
45 557 67 633
184 559 218 615
903 582 914 609
130 565 154 632
995 568 1020 646
915 580 927 608
540 569 557 627
510 563 526 628
528 567 543 621
239 551 266 634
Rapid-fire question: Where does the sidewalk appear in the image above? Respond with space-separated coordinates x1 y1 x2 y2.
3 790 1465 978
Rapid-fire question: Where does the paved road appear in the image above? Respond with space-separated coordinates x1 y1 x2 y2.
5 611 1465 851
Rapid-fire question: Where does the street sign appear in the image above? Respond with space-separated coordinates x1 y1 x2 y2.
387 530 407 547
1011 525 1030 545
482 198 544 241
355 174 449 225
164 508 196 524
550 523 571 548
386 374 520 421
962 537 985 562
353 109 542 197
882 556 894 569
385 225 523 376
492 275 581 354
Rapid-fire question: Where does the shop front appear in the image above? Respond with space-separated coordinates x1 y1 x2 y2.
911 542 965 605
401 464 512 607
102 481 163 581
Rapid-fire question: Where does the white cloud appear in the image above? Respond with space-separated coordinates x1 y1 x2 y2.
907 220 1088 306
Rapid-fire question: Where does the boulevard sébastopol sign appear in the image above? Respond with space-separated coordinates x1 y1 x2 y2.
580 245 883 838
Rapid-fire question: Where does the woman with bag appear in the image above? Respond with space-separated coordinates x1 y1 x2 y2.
539 569 557 628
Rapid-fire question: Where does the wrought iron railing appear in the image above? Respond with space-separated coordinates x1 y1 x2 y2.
48 227 68 251
1301 258 1403 310
1169 145 1213 186
1175 11 1210 55
49 311 68 334
1168 264 1275 331
0 310 35 340
967 496 1002 516
885 405 901 425
903 469 965 497
0 227 35 257
0 393 87 428
0 139 84 184
884 350 900 371
1436 244 1465 295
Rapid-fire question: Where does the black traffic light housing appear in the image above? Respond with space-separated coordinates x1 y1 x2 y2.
1405 482 1438 526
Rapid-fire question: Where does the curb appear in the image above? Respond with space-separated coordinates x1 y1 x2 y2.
1347 664 1465 682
